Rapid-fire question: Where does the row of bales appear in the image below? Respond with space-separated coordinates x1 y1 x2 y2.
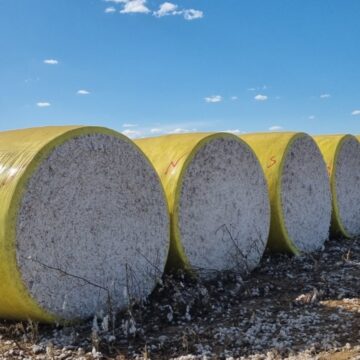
0 126 359 323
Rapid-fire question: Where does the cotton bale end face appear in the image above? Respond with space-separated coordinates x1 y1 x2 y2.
136 133 270 277
240 132 332 254
315 134 360 238
0 126 170 322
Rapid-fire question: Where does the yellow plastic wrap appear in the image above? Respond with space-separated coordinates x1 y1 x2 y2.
313 134 356 238
240 132 312 254
0 125 136 322
135 132 263 272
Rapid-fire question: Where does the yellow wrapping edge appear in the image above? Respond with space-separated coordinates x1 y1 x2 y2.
331 136 352 238
171 133 224 272
240 132 308 254
3 126 170 323
274 133 306 255
313 134 352 238
171 132 270 272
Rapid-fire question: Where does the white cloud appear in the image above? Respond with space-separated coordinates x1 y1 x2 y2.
169 128 196 134
120 0 150 14
36 102 51 107
230 96 238 101
320 94 331 99
248 85 268 92
254 94 268 101
352 110 360 116
309 115 316 120
104 0 203 20
77 89 90 95
183 9 203 20
205 95 222 103
269 125 283 131
105 6 116 13
150 128 165 134
25 77 40 83
43 59 58 65
153 3 203 20
225 129 245 135
149 127 197 135
154 2 178 17
122 129 142 138
123 123 138 128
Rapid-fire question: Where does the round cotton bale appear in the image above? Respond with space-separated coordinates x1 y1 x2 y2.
240 132 332 254
135 133 270 277
314 134 360 238
0 126 169 322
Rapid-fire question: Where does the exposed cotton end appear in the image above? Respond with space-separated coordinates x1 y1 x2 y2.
281 135 332 252
176 135 270 276
16 132 169 320
334 136 360 237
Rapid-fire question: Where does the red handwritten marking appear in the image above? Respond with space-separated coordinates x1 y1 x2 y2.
266 156 277 169
164 154 187 175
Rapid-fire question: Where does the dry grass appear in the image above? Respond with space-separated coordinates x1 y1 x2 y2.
0 237 359 359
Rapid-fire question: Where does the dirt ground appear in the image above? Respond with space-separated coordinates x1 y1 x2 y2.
0 236 359 360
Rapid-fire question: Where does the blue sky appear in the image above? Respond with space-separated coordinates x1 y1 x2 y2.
0 0 360 138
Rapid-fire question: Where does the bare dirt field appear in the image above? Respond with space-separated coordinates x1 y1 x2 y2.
0 236 359 360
